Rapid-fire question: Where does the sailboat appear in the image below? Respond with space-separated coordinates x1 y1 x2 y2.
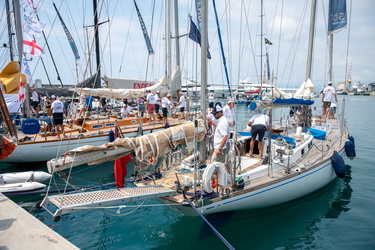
0 0 187 163
36 0 356 221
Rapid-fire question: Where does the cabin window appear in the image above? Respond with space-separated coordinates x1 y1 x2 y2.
301 148 305 156
105 123 115 127
131 120 137 124
92 124 103 129
308 142 312 149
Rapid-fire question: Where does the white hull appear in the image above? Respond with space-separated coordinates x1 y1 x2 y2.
2 130 145 163
175 151 343 216
0 171 51 184
0 182 46 194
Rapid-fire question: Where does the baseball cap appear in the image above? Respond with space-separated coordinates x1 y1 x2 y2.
228 99 235 104
211 106 223 115
156 90 160 93
327 81 333 85
51 95 56 99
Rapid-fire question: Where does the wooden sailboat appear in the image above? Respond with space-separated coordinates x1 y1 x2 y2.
0 0 186 163
37 0 356 221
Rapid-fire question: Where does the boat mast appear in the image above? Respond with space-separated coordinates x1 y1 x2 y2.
5 0 14 61
199 0 208 165
305 0 317 80
172 0 182 95
93 0 101 88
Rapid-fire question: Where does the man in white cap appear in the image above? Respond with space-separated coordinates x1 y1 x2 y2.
154 90 161 114
51 95 66 139
322 82 338 119
177 91 186 120
223 100 235 127
211 106 229 163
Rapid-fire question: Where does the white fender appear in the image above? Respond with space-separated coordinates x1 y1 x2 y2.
202 162 228 193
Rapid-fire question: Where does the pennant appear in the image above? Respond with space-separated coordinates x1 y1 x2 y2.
53 3 80 60
21 56 33 86
23 13 46 38
265 38 273 45
23 34 44 56
189 17 211 59
133 0 155 55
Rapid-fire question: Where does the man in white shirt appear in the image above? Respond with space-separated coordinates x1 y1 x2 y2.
30 89 40 118
322 82 338 119
223 100 235 127
146 89 156 124
51 95 66 139
161 93 176 126
247 111 270 159
177 91 186 120
154 90 161 114
211 106 230 163
120 104 132 118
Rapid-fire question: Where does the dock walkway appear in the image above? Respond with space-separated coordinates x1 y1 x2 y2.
0 193 78 249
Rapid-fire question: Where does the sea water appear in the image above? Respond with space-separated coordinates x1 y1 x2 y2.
1 95 375 249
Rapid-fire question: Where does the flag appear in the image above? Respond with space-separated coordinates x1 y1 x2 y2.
53 3 80 60
189 17 211 59
20 0 36 10
18 80 25 103
23 34 43 56
23 13 46 38
328 0 347 35
133 0 155 55
265 38 273 45
21 56 33 87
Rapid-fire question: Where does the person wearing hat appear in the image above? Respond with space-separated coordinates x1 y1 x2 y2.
208 94 215 109
247 111 270 159
322 82 338 119
120 104 131 118
146 89 156 124
161 93 176 126
154 90 161 114
78 94 86 118
211 106 230 163
51 95 67 139
223 100 236 127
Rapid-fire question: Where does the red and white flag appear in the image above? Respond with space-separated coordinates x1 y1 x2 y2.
20 0 36 10
23 34 43 56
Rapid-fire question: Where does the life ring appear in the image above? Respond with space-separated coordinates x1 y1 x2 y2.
202 162 228 193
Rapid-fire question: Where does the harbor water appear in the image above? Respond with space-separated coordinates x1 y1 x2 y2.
1 95 374 249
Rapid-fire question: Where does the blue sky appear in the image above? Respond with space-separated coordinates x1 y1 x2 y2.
1 0 374 91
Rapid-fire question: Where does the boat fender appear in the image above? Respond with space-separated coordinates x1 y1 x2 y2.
109 130 115 142
202 162 228 193
331 151 346 179
348 135 355 146
0 136 16 161
345 140 356 160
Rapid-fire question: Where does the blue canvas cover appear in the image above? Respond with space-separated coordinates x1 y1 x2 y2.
21 118 40 134
305 127 326 140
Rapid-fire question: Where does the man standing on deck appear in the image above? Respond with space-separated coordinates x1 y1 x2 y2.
146 89 156 124
223 100 236 127
154 90 161 114
177 91 186 120
247 111 270 159
211 106 229 163
51 95 66 139
322 82 338 119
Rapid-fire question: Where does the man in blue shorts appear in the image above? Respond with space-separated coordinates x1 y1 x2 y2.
247 111 270 159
